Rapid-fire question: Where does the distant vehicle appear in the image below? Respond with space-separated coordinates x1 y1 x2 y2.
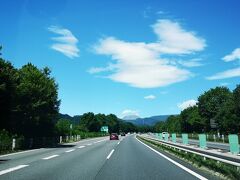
162 132 168 138
120 132 126 136
110 133 119 140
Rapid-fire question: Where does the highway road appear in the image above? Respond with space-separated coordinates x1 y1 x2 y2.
0 135 218 180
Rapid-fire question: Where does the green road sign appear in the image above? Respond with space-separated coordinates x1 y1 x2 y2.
199 134 206 149
228 134 239 155
100 126 108 133
182 134 188 145
172 133 176 143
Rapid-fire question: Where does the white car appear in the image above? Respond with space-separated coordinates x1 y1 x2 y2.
162 132 168 138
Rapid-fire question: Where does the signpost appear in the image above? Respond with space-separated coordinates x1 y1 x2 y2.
101 126 109 133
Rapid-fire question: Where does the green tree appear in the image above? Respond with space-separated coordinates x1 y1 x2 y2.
165 115 182 133
80 112 101 132
180 106 204 133
216 85 240 133
198 87 231 132
0 58 18 132
55 119 71 135
15 63 60 137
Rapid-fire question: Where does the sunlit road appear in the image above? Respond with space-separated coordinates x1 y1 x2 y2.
0 135 217 180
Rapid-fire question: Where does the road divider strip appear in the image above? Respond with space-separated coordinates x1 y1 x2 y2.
107 149 115 159
136 137 208 180
0 165 29 176
42 154 59 160
65 149 75 153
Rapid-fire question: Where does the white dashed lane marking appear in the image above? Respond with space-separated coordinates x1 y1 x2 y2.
42 155 59 160
107 149 115 159
0 165 29 176
65 149 75 153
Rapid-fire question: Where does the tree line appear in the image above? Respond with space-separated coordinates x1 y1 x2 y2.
56 112 139 136
0 48 139 138
0 52 60 138
154 86 240 134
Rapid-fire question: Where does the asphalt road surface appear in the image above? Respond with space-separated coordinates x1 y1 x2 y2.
0 135 218 180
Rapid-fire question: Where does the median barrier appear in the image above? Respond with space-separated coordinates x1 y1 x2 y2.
229 134 239 155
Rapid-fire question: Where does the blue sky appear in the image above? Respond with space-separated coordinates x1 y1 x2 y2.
1 0 240 118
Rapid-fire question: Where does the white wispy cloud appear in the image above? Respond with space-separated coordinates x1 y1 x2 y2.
48 26 79 58
220 82 230 86
207 48 240 80
160 91 168 95
121 109 139 118
144 95 156 100
178 99 198 110
206 67 240 80
178 58 204 67
149 19 206 54
90 19 205 88
222 48 240 62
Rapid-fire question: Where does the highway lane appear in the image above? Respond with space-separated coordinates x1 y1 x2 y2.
0 135 218 180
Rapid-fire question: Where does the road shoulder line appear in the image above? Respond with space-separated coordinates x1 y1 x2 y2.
136 137 208 180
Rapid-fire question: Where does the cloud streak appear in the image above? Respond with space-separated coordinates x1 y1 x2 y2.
144 95 156 100
178 99 198 110
222 48 240 62
207 48 240 80
206 67 240 80
90 19 205 88
48 26 79 58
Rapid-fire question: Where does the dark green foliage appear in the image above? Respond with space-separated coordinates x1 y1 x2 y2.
0 57 60 138
155 85 240 134
55 119 71 135
0 59 18 132
198 87 232 132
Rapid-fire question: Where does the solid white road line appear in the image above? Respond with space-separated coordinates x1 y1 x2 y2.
0 165 29 176
0 148 43 158
107 149 115 159
78 145 85 149
42 155 59 160
65 149 75 153
136 137 208 180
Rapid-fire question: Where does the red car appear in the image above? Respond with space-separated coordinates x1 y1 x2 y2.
110 133 119 140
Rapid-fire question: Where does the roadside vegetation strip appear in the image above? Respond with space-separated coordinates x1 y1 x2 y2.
136 137 208 180
137 136 240 180
147 136 240 166
0 165 29 176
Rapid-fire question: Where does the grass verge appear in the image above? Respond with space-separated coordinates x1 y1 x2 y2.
137 136 240 180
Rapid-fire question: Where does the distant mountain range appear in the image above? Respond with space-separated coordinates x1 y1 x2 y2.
58 113 172 126
122 115 171 126
58 113 82 125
